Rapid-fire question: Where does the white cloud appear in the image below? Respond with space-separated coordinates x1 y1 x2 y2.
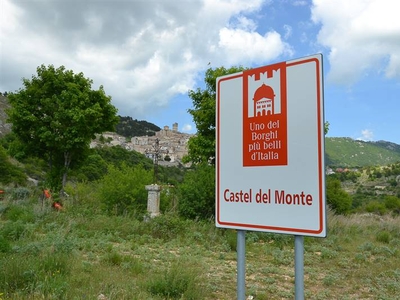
357 129 374 141
283 24 292 40
181 124 193 133
218 28 293 65
0 0 291 120
311 0 400 84
293 1 308 6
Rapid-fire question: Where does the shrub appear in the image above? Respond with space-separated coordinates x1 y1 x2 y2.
11 187 31 200
384 196 400 214
366 201 387 215
97 164 152 215
178 163 215 219
326 178 352 214
142 214 188 240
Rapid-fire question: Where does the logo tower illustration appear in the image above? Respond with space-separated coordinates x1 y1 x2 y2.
243 62 288 167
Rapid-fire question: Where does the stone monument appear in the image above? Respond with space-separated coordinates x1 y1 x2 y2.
145 184 161 217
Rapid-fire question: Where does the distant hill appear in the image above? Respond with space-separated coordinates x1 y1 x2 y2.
116 116 161 138
325 137 400 167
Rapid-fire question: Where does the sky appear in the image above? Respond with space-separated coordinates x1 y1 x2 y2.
1 0 399 144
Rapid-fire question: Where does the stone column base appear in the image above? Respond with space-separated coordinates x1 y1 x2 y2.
145 184 161 217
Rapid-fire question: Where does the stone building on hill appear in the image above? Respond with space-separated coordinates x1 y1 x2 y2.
91 123 192 166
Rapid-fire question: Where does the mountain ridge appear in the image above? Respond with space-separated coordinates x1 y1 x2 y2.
325 137 400 167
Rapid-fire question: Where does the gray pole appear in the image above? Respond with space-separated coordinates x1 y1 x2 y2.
294 235 304 300
237 230 246 300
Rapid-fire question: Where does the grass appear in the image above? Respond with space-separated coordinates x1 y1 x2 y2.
1 196 400 299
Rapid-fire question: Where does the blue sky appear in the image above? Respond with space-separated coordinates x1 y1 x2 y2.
1 0 399 144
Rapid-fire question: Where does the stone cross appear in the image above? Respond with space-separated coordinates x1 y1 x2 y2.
144 138 167 217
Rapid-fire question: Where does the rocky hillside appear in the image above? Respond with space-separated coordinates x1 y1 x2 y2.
0 94 11 137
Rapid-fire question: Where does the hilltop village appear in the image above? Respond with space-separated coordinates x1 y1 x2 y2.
90 122 192 166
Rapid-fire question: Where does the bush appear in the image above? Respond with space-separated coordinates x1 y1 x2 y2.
11 187 31 200
326 178 352 214
384 196 400 214
178 163 215 219
365 201 387 215
142 214 188 240
97 164 152 215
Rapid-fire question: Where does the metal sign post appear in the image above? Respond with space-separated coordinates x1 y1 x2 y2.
237 230 246 300
295 235 304 300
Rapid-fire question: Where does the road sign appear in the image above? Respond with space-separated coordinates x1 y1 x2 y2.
216 54 326 237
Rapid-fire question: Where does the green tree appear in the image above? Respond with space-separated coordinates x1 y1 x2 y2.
185 66 246 164
326 177 352 214
6 65 118 190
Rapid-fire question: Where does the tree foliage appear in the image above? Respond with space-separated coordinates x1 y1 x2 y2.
6 65 118 189
324 121 330 135
185 66 246 163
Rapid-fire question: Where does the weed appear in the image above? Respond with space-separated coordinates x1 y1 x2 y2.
0 255 38 294
102 251 123 266
146 259 205 299
0 220 26 241
2 204 35 223
11 187 31 200
0 235 11 253
376 230 391 244
224 229 237 251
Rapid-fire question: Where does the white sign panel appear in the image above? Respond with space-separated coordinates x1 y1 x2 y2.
216 54 326 237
